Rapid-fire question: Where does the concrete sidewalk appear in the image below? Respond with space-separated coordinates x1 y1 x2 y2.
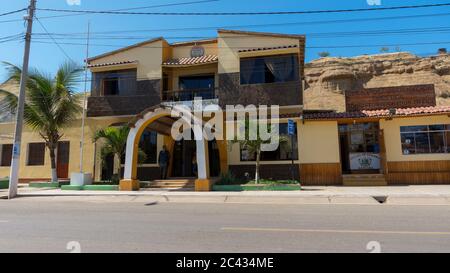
9 185 450 205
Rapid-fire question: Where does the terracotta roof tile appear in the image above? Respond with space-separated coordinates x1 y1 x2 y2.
238 45 298 53
162 55 218 66
88 60 138 68
304 106 450 120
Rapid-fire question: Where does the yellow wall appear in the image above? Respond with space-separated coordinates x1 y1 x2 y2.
381 115 450 162
171 41 218 59
0 116 131 180
298 120 340 164
89 39 165 80
218 32 302 74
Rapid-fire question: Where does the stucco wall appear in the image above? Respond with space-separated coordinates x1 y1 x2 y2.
381 115 450 162
298 120 340 164
0 117 131 181
89 40 165 80
217 32 302 74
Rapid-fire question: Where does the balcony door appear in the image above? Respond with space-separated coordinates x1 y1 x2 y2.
178 75 215 101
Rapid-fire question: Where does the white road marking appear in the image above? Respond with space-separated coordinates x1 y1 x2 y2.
221 227 450 236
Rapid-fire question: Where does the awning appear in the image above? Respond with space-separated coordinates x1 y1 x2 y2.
162 55 218 67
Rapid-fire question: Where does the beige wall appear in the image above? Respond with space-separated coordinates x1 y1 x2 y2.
0 116 131 180
89 40 165 80
171 42 218 59
298 120 340 164
218 32 301 74
381 115 450 162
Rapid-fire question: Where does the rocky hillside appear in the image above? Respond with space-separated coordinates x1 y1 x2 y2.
304 52 450 112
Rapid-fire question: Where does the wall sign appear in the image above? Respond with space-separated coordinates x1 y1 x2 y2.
350 153 380 170
191 46 205 58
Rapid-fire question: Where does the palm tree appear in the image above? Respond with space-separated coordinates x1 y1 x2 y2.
94 126 147 182
230 119 288 184
0 61 83 182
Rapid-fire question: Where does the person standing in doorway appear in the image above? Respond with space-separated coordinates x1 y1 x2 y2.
158 145 170 179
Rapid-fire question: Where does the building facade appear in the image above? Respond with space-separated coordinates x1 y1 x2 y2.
1 29 449 189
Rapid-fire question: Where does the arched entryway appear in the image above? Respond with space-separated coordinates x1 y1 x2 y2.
120 106 213 191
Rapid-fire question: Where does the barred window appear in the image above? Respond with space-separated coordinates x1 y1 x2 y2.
400 124 450 155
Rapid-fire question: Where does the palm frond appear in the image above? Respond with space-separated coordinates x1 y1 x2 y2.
0 89 18 113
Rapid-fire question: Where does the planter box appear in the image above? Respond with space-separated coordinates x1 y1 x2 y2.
0 179 8 189
213 184 301 192
83 185 119 191
61 185 84 191
29 182 60 188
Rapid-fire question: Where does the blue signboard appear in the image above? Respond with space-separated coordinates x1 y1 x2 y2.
288 119 295 136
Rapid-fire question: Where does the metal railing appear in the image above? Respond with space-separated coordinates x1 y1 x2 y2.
162 87 217 102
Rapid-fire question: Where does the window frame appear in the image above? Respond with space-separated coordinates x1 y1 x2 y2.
27 143 46 166
239 53 300 86
0 144 13 167
239 123 299 162
400 124 450 155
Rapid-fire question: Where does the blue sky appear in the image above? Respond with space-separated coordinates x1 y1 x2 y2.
1 0 450 84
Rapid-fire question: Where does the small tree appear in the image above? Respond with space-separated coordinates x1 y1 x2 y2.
0 62 83 182
229 119 288 184
318 51 330 58
380 47 390 53
94 126 147 183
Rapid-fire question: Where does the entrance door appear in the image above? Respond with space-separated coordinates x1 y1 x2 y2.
56 141 70 179
172 140 197 177
338 123 381 174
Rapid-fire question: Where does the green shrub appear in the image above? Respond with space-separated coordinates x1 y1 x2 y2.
217 171 240 185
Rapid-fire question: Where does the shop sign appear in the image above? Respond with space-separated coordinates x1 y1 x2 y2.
350 153 380 170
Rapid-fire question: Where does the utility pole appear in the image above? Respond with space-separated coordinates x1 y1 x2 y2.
8 0 37 199
79 21 90 173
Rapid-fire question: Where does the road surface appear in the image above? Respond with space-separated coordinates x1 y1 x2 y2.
0 196 450 253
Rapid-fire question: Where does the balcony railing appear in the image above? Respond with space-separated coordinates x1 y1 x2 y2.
162 87 217 102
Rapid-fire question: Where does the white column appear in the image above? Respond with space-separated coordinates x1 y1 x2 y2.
123 128 138 180
196 139 208 180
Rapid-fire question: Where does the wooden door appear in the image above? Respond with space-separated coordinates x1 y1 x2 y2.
57 141 70 179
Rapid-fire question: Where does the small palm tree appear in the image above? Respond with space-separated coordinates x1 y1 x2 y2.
0 61 83 182
230 119 288 184
94 126 147 182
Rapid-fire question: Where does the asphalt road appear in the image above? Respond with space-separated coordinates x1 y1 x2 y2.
1 196 450 253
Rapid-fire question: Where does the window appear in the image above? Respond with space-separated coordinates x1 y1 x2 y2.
102 77 119 95
139 129 158 164
400 124 450 155
240 123 298 161
240 54 299 85
0 144 13 167
91 69 137 96
27 143 45 166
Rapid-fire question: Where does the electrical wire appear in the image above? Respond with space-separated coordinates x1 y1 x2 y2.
35 3 450 16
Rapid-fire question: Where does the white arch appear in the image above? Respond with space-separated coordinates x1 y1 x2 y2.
121 107 209 190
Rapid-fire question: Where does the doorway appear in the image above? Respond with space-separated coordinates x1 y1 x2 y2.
338 122 381 174
56 141 70 179
172 140 197 178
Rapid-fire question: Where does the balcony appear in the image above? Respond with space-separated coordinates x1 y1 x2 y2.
87 95 161 117
161 88 219 109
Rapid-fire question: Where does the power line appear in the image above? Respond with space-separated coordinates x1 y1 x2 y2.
36 3 450 16
35 17 75 62
30 26 450 40
35 0 220 20
0 8 27 17
30 39 450 50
